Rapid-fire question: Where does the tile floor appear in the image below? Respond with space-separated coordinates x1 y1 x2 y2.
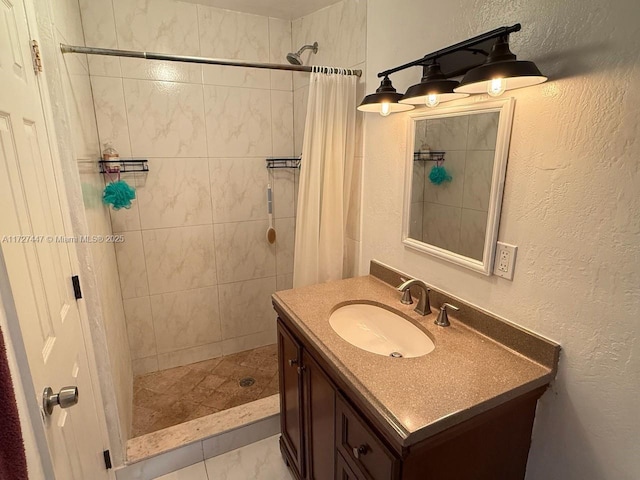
154 435 292 480
133 345 279 437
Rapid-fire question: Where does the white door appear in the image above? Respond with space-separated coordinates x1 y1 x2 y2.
0 1 110 479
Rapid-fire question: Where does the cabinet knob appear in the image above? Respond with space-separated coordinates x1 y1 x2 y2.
288 359 298 367
353 444 368 459
297 365 306 375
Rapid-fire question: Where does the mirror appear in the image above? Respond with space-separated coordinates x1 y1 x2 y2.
402 99 514 275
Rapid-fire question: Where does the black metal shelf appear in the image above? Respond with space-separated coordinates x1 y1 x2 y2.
99 158 149 174
266 157 301 169
413 151 446 162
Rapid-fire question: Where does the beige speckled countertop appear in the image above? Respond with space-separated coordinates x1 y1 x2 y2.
272 275 559 447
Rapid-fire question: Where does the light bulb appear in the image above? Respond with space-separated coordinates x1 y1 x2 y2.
487 78 506 97
379 102 391 116
425 94 440 108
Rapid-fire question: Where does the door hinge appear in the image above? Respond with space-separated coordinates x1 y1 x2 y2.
71 275 82 300
103 450 112 470
31 40 43 74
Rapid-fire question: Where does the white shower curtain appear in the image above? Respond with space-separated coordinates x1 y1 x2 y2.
293 68 356 288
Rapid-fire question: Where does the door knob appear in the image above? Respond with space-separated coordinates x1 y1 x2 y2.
43 386 79 416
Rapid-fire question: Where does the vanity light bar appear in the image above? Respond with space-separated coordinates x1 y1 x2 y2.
358 23 547 115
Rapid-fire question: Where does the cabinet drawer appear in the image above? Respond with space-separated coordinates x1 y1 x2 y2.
336 396 399 480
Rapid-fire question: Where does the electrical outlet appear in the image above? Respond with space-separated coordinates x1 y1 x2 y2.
494 242 517 280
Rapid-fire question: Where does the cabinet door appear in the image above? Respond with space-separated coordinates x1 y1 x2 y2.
303 350 336 480
278 319 305 477
337 452 363 480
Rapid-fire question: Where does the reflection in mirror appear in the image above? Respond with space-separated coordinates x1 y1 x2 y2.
402 98 514 275
409 112 499 261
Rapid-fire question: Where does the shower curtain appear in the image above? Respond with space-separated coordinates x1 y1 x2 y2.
293 68 356 287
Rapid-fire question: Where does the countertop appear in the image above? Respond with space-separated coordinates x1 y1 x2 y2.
272 275 559 447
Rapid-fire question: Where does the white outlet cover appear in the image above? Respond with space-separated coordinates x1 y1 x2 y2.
494 242 517 280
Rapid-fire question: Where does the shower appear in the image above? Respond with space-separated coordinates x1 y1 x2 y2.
286 41 319 65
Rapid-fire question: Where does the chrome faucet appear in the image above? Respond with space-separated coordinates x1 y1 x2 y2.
435 303 459 327
397 278 431 316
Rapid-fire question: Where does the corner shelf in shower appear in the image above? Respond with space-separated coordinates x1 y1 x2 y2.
99 158 149 174
266 157 301 169
413 151 446 162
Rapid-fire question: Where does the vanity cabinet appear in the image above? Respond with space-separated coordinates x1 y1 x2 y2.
276 313 547 480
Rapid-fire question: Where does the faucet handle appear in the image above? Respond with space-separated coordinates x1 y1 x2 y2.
397 277 413 304
435 303 459 327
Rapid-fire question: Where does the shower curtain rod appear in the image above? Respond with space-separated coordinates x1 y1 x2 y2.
60 44 362 77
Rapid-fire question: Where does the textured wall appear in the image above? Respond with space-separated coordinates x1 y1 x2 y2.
362 0 639 478
82 0 297 375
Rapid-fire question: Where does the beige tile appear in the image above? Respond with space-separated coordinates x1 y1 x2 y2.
151 287 222 354
132 356 159 376
462 150 495 212
423 150 466 208
204 85 272 158
157 342 224 370
219 277 277 340
113 0 201 82
115 231 149 299
425 115 469 151
78 0 121 77
459 208 488 261
123 296 156 360
214 220 276 283
210 158 268 223
222 329 277 356
143 226 216 295
269 18 292 91
91 76 132 157
123 79 207 158
271 90 294 157
293 85 309 155
467 112 500 151
422 202 462 253
275 217 295 275
270 168 296 219
198 5 270 88
409 202 423 240
276 274 293 291
137 158 212 230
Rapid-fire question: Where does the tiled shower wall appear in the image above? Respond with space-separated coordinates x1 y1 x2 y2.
82 0 366 376
82 0 296 375
292 0 367 276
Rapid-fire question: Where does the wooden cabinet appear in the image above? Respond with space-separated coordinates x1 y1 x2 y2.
276 313 546 480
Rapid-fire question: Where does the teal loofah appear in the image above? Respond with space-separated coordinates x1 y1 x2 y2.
103 180 136 210
429 165 452 185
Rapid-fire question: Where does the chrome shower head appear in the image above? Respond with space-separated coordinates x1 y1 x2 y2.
286 42 318 65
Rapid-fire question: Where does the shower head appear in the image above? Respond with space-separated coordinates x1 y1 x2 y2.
286 42 319 65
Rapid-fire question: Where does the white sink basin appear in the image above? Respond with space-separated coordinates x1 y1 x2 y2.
329 304 435 358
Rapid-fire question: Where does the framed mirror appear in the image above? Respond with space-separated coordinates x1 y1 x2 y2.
402 98 515 275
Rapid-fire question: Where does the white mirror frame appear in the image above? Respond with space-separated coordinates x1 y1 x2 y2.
402 98 515 275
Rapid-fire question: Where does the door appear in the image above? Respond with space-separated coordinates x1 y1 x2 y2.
0 1 109 478
277 319 305 478
303 350 336 480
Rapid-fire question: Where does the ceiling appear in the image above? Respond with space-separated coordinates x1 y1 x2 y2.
180 0 342 20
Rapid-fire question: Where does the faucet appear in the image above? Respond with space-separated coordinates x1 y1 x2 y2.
397 278 431 316
435 303 459 327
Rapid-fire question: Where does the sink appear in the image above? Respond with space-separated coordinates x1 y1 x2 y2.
329 304 435 358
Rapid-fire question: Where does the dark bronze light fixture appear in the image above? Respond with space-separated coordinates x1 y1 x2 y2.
400 62 469 108
357 76 414 116
358 24 547 115
455 35 547 96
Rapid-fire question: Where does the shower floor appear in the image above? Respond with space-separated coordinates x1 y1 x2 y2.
132 344 279 437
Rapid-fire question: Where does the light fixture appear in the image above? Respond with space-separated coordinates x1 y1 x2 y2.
455 35 547 95
400 62 469 107
357 76 414 116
